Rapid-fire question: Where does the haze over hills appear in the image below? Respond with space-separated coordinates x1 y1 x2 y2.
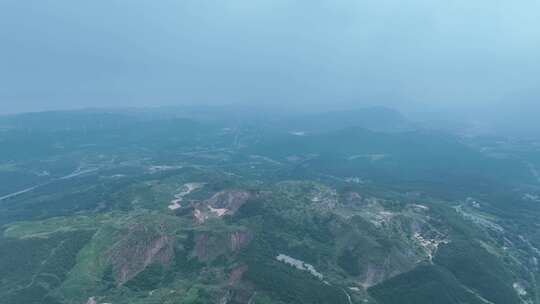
1 0 538 302
4 101 538 140
0 107 539 304
2 0 539 139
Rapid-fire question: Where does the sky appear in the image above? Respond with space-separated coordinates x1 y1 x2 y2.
1 0 539 119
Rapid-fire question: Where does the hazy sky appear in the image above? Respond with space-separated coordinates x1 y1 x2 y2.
1 0 539 115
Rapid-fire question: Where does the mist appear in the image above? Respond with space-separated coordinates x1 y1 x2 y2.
1 0 539 132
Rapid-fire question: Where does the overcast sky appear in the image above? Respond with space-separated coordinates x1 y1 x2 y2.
1 0 539 117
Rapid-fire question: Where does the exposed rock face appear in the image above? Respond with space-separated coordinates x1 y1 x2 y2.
206 190 251 213
191 190 252 224
195 233 210 259
85 297 97 304
193 208 208 224
194 230 252 261
108 224 174 285
229 231 252 252
168 183 205 210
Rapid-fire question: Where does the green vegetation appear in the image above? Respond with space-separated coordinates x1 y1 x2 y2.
434 241 522 304
244 257 348 304
1 110 539 304
370 265 485 304
0 231 94 304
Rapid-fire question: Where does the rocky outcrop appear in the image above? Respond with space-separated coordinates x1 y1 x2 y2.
229 231 252 252
193 230 252 261
191 190 252 224
195 233 210 259
206 190 251 214
108 224 174 285
85 297 97 304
